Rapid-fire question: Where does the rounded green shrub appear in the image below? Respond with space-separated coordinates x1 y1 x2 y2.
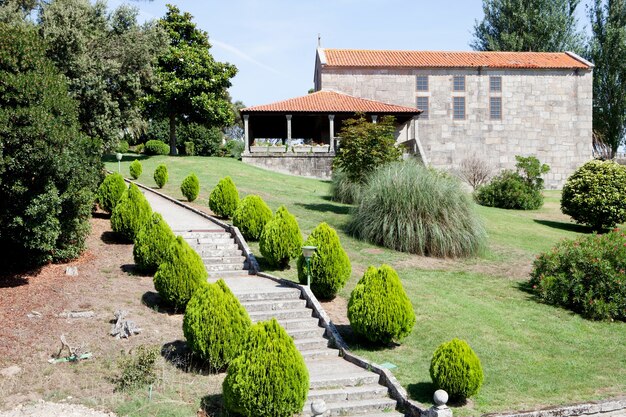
348 160 486 257
561 160 626 231
144 140 169 155
223 318 309 417
110 183 152 242
181 173 200 202
430 338 484 400
233 195 273 241
474 170 543 210
529 230 626 321
133 212 176 273
183 279 251 370
296 222 351 299
154 164 168 189
129 159 142 180
116 140 129 154
153 236 208 310
260 206 302 268
209 176 239 218
330 168 362 204
348 264 415 344
97 173 127 213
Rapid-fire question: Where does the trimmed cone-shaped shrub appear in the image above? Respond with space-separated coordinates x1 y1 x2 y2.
209 176 239 218
348 264 415 344
129 160 142 180
223 318 309 417
297 222 351 299
97 173 127 213
348 160 486 257
110 183 152 242
561 160 626 231
430 338 484 400
260 206 302 268
153 236 207 310
181 173 200 202
233 195 273 241
154 164 168 189
183 280 251 370
133 212 176 273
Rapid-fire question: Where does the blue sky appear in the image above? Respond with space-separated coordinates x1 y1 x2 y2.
117 0 593 107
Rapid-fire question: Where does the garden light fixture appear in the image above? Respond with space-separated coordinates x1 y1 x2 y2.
302 245 317 287
115 152 123 173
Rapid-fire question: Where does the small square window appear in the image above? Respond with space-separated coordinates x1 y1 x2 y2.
490 97 502 119
453 75 465 92
490 76 502 92
453 97 465 119
416 76 429 91
417 96 429 119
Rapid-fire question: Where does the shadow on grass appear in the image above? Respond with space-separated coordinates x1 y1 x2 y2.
407 381 436 404
200 394 227 417
141 291 181 315
102 153 151 163
334 323 400 352
161 340 222 375
295 202 351 215
120 263 151 276
533 219 591 234
101 231 130 245
255 256 293 275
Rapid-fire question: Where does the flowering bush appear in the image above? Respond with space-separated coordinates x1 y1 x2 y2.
529 230 626 321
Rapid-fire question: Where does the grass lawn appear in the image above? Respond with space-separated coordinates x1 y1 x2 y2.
105 154 626 416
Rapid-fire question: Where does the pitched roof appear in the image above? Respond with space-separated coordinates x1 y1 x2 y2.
320 48 592 70
241 90 421 114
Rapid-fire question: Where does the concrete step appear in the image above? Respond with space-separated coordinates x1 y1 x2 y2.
249 308 313 322
200 248 243 257
205 263 247 272
306 384 390 403
187 238 235 247
287 326 326 340
241 298 307 312
203 255 247 265
274 317 321 331
307 358 380 389
178 230 229 239
195 243 240 252
311 398 398 416
300 348 339 360
294 337 329 351
207 270 252 278
233 287 302 302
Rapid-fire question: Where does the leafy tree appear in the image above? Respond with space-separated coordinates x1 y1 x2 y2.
333 114 401 184
588 0 626 157
144 5 237 155
471 0 585 53
0 22 101 267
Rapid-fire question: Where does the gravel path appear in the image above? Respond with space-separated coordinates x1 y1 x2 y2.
0 401 116 417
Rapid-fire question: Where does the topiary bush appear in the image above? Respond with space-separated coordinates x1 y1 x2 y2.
116 140 129 154
129 159 142 180
97 173 127 214
330 168 363 204
183 141 195 156
561 160 626 231
153 236 208 310
154 164 168 189
133 212 176 273
348 264 415 344
223 318 309 417
232 195 273 241
183 279 251 370
260 206 302 268
209 176 239 218
296 222 351 299
144 140 169 155
529 230 626 321
181 173 200 202
110 183 152 242
348 160 486 257
430 338 484 400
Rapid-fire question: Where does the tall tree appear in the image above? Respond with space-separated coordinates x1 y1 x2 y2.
588 0 626 157
472 0 585 53
144 5 237 155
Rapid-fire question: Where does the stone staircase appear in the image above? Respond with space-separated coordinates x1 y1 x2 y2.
178 230 249 277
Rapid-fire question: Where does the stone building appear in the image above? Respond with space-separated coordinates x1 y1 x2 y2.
243 48 593 188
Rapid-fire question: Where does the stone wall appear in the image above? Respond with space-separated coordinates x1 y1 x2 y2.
241 153 334 180
320 67 593 189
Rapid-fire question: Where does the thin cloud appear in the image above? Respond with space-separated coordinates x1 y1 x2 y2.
211 39 283 75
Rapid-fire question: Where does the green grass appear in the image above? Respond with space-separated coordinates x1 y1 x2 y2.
105 155 626 415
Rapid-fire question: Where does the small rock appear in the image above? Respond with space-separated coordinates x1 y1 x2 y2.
65 266 78 276
59 310 95 319
0 365 21 378
27 311 42 319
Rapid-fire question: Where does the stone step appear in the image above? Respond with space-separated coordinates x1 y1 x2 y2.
195 243 240 252
249 308 313 322
203 255 247 265
241 298 307 312
187 238 235 246
180 231 231 238
274 317 321 331
307 358 380 389
300 348 339 360
310 398 398 416
200 248 243 257
294 337 329 351
205 263 247 272
287 326 326 340
306 384 390 403
233 287 302 302
207 270 252 278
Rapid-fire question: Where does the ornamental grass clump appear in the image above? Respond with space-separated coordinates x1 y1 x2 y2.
296 222 351 299
430 338 484 401
260 206 302 268
133 212 176 273
153 164 168 189
153 236 207 310
348 264 415 344
183 280 251 370
110 183 152 242
232 195 273 241
223 318 308 417
530 230 626 321
561 160 626 231
209 176 239 218
180 173 200 202
129 160 142 180
330 168 363 204
348 160 486 257
97 173 126 213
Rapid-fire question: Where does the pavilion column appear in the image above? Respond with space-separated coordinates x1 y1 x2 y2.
286 114 292 145
243 114 250 154
371 115 378 124
328 114 335 152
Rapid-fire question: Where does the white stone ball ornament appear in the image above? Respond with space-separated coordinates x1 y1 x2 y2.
433 389 449 407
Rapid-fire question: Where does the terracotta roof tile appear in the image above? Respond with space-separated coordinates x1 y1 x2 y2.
241 90 421 114
322 49 591 69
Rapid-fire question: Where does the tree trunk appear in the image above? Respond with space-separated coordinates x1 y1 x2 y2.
169 113 178 156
